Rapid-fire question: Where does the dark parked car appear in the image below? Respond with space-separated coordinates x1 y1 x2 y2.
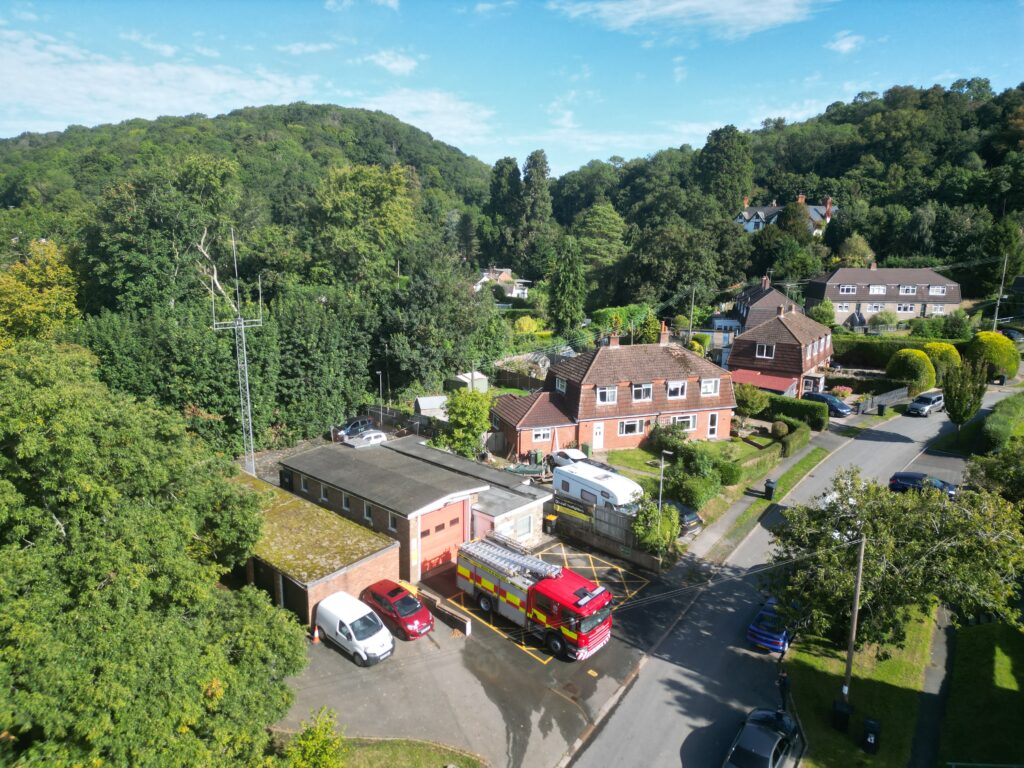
668 501 704 532
722 708 799 768
1000 328 1024 342
888 471 957 498
906 392 945 417
359 579 434 640
802 391 852 417
331 416 374 442
746 597 791 654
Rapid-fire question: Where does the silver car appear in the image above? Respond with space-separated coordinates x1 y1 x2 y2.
906 392 944 417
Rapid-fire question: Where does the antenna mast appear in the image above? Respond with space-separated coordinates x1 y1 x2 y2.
212 228 263 476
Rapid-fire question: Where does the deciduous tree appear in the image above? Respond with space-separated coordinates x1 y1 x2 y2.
943 360 988 434
734 383 770 429
434 388 491 458
807 298 835 327
548 235 586 336
0 239 78 350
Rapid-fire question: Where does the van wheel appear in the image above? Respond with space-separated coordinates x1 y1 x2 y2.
477 593 493 613
546 633 567 657
353 651 369 667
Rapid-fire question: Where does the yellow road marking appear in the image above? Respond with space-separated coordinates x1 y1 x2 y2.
446 593 553 665
587 669 599 678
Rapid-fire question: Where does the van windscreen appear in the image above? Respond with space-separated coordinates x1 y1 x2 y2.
350 612 384 641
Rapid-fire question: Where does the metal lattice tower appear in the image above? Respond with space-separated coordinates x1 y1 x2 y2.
212 229 262 476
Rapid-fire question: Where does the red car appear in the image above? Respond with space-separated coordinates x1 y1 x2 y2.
359 580 434 640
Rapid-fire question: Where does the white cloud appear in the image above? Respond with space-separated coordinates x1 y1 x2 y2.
372 0 400 9
548 0 829 39
276 41 335 55
672 55 686 83
193 45 220 58
548 92 579 130
324 0 352 9
120 30 177 57
361 49 418 75
0 29 317 136
357 88 495 145
475 0 516 12
13 9 38 22
824 30 863 55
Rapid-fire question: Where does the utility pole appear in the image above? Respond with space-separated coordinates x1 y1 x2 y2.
376 370 384 427
841 534 867 704
993 245 1010 332
212 229 263 477
657 450 673 534
687 286 696 342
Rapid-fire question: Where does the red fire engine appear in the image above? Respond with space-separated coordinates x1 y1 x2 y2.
456 534 613 660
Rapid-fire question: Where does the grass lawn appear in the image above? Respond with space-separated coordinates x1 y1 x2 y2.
929 417 985 456
346 738 484 768
607 447 661 473
618 469 659 498
938 622 1024 765
490 386 530 397
788 606 935 768
704 437 764 462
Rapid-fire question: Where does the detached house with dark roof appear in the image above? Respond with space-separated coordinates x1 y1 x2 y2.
728 305 833 397
804 265 961 328
731 275 806 332
491 323 736 459
734 194 835 236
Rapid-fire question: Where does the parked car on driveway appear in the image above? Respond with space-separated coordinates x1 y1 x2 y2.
1000 328 1024 343
722 708 799 768
746 597 791 654
331 416 374 442
668 500 704 532
888 471 957 499
906 392 945 417
360 580 434 640
315 591 395 666
548 448 588 467
802 391 852 417
345 429 387 448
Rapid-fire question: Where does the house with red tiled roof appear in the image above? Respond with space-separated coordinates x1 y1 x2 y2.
491 323 736 460
728 305 832 397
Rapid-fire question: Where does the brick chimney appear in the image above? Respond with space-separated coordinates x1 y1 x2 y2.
777 305 785 317
824 196 833 223
797 193 806 205
743 195 750 208
869 261 877 271
659 320 670 346
608 333 620 348
787 303 795 314
761 274 770 290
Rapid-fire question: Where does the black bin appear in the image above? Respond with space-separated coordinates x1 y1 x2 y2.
832 699 852 732
994 374 1007 385
862 718 881 754
764 479 777 500
877 403 887 416
543 515 557 535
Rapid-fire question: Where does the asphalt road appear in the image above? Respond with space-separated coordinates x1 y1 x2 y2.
571 389 1013 768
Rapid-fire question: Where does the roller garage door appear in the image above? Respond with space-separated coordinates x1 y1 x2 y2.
420 501 466 574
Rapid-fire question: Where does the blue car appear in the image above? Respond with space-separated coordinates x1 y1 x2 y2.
747 597 791 653
802 391 852 417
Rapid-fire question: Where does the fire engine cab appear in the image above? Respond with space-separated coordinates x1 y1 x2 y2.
456 533 613 660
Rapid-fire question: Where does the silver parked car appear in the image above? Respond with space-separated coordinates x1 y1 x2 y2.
906 392 944 417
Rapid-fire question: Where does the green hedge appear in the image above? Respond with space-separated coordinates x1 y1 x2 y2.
740 442 784 483
825 376 904 396
676 474 721 510
762 395 829 431
716 459 743 486
780 422 811 457
980 392 1024 453
832 336 968 368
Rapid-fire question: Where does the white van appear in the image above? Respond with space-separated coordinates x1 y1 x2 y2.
553 462 644 514
315 591 395 666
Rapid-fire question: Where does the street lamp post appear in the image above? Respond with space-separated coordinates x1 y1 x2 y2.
376 370 383 427
658 450 674 536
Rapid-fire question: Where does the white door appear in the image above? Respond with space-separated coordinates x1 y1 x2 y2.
708 413 718 438
592 422 604 450
335 621 357 656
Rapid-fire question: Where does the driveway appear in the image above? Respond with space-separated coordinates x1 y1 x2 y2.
571 387 1015 768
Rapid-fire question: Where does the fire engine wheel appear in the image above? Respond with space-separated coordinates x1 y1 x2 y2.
546 632 567 657
477 593 493 613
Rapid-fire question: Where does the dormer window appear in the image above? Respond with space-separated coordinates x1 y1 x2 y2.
839 285 856 295
755 343 775 359
869 285 885 295
555 377 567 394
929 285 947 296
667 380 686 399
700 378 720 396
899 285 917 295
632 383 653 402
596 386 617 405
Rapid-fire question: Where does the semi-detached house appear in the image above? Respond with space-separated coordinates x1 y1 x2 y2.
728 305 833 397
491 323 736 459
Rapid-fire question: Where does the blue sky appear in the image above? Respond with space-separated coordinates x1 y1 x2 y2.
1 0 1021 175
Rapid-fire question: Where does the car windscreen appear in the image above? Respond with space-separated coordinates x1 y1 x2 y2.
579 604 612 634
753 610 782 632
393 594 422 617
350 612 384 641
725 745 771 768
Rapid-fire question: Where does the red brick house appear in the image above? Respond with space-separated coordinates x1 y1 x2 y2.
728 305 832 397
491 324 736 458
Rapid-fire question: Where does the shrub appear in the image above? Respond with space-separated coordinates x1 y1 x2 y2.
693 332 711 350
734 382 770 428
581 443 591 457
922 341 961 385
868 309 899 328
908 316 945 339
780 422 811 457
677 442 718 478
808 299 835 327
764 394 829 431
942 309 973 340
885 348 937 396
513 315 539 334
829 386 853 398
980 392 1024 453
831 336 968 368
673 314 690 333
686 340 705 355
964 331 1021 378
716 460 742 486
674 474 721 511
771 420 790 438
648 422 688 455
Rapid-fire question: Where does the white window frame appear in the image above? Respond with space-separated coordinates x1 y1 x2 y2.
836 303 849 312
671 414 697 432
617 419 645 436
363 500 372 522
631 383 653 402
555 377 567 394
897 303 916 313
708 412 719 438
899 285 917 296
299 475 308 493
869 285 885 295
387 512 397 532
532 427 551 442
596 386 617 405
806 343 812 360
930 304 945 316
342 492 350 511
319 483 329 502
700 378 720 396
839 284 856 295
869 303 884 312
667 380 686 399
515 514 532 538
929 285 947 296
826 334 832 349
755 343 775 359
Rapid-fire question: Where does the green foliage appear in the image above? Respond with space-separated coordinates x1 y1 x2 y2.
771 420 790 438
673 474 722 511
768 468 1024 650
672 314 690 333
697 125 753 210
636 310 662 344
716 459 743 486
967 436 1024 504
284 708 348 768
980 392 1024 453
0 341 307 765
944 360 988 435
513 315 540 334
779 418 811 456
432 388 491 458
836 232 875 267
807 299 835 327
869 309 900 328
831 335 968 368
921 341 962 385
734 383 770 427
573 201 627 308
686 340 705 355
548 235 586 336
965 330 1021 378
647 422 689 456
764 394 829 430
590 303 651 336
886 348 937 395
0 239 78 350
692 332 711 349
631 497 681 555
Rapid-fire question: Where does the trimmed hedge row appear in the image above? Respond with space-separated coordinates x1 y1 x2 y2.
761 394 830 431
981 392 1024 453
832 335 968 368
676 474 721 510
825 376 904 396
776 415 811 457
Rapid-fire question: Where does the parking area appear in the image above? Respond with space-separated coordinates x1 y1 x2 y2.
281 539 649 768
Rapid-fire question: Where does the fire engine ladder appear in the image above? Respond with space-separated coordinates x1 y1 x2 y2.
465 537 562 581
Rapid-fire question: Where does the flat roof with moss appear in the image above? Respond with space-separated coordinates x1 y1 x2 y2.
235 473 396 585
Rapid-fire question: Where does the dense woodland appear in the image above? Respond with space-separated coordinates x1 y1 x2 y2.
1 79 1023 763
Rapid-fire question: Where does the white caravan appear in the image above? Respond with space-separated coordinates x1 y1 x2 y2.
552 462 644 515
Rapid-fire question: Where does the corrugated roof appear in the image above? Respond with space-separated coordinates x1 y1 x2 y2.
550 342 727 385
236 473 395 585
739 310 830 345
280 444 487 516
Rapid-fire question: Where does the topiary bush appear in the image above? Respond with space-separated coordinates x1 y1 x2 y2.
771 420 790 439
886 348 936 396
922 341 961 385
693 333 711 350
716 460 742 486
831 336 968 368
764 395 829 431
965 331 1021 379
780 422 811 456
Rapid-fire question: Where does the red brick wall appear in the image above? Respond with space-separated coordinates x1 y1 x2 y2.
304 544 400 627
514 424 577 461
